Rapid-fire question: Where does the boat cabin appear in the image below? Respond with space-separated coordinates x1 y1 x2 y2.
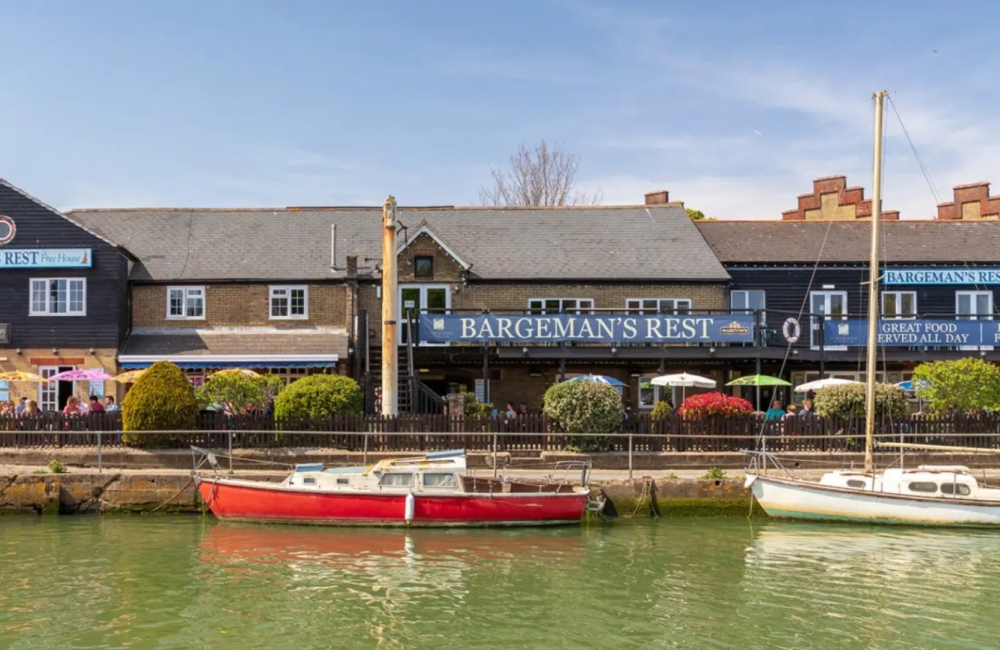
819 465 1000 500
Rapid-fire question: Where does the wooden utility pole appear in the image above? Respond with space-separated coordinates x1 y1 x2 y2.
381 196 399 416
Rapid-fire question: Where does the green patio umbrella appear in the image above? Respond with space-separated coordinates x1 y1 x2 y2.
725 375 792 387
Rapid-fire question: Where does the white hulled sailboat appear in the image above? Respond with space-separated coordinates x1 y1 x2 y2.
745 91 1000 526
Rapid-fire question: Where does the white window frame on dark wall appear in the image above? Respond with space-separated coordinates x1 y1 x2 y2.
29 278 86 316
166 286 205 320
528 298 594 314
269 286 308 320
730 290 766 324
881 291 917 319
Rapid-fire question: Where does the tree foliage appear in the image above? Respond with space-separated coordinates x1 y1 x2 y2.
913 358 1000 414
463 392 494 418
685 208 716 221
273 374 363 420
121 361 198 446
813 383 909 419
543 380 623 452
651 400 673 420
678 392 753 419
197 372 285 415
478 140 602 207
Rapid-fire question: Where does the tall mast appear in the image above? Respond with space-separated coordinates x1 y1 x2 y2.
381 196 399 416
864 91 887 473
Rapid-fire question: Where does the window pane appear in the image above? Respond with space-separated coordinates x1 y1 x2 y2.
958 294 971 317
31 280 47 313
50 280 67 314
271 294 287 317
677 300 691 314
423 473 457 487
529 299 543 314
577 299 593 314
908 482 938 493
401 288 420 315
626 299 641 314
379 473 414 487
426 288 447 311
186 290 203 318
749 291 765 311
883 292 897 316
545 299 560 313
731 291 747 310
69 280 84 313
977 293 991 315
290 289 306 315
414 257 433 278
829 294 845 316
169 289 184 316
901 292 915 316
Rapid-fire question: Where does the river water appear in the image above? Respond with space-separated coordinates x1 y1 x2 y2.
0 517 997 649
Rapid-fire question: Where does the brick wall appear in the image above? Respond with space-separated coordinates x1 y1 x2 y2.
358 282 727 340
781 175 900 221
937 182 1000 220
396 232 466 283
132 284 349 329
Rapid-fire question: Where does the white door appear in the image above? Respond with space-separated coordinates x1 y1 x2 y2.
399 285 451 346
39 366 60 412
956 291 993 351
810 291 848 350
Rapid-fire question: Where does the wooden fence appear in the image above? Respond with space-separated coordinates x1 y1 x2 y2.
1 412 1000 452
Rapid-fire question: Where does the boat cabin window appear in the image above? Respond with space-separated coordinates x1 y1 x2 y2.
380 473 414 487
908 481 938 493
940 483 971 496
423 473 458 488
336 478 349 485
846 480 866 489
303 477 316 485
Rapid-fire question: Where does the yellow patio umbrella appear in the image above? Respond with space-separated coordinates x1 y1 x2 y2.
0 371 47 382
112 369 146 383
209 368 260 378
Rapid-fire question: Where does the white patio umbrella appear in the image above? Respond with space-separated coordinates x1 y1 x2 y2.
793 377 861 393
650 373 717 405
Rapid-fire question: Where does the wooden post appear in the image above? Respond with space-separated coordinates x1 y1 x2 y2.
382 196 399 416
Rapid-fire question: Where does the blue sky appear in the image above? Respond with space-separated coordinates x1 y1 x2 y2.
1 0 997 219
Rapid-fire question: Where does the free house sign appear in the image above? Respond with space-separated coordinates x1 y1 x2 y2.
0 216 92 269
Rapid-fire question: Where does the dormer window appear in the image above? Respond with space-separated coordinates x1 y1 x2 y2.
414 256 434 278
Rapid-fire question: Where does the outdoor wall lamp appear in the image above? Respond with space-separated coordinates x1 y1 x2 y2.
52 348 59 355
521 347 529 355
709 348 716 355
15 348 21 355
89 347 96 355
610 347 617 355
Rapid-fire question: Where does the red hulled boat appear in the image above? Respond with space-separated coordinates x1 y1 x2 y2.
195 449 592 527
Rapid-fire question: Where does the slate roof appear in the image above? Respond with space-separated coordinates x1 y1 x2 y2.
696 220 1000 264
66 205 730 282
120 328 348 359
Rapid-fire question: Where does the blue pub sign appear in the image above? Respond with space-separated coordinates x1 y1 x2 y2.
418 314 756 344
824 319 1000 347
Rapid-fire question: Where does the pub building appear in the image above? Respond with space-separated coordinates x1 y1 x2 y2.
0 180 133 410
68 206 352 383
696 176 1000 407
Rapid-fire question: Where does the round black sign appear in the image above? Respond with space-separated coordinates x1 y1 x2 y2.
0 216 14 245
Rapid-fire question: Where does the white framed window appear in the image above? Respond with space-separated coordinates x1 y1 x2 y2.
882 291 917 319
528 298 594 314
625 298 692 315
270 286 308 319
730 290 766 323
810 290 848 350
167 286 205 320
29 278 86 316
956 290 994 351
400 284 451 346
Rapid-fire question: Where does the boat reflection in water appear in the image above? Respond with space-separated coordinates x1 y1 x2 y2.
738 523 1000 648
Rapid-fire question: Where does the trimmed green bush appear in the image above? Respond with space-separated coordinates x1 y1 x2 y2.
543 380 624 452
197 372 284 415
463 392 494 418
273 374 363 420
814 382 908 420
121 361 198 447
913 358 1000 414
651 400 673 420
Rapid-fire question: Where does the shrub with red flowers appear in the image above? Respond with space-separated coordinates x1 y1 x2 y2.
678 392 754 420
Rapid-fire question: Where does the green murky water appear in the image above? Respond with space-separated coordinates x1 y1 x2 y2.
0 517 997 649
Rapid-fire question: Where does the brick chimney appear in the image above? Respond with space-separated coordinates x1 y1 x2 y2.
644 190 669 205
781 175 900 221
937 182 1000 220
346 254 358 279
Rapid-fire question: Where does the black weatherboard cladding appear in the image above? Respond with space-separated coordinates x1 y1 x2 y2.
0 182 129 349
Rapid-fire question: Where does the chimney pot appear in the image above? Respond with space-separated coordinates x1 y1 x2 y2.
346 254 358 279
644 190 669 205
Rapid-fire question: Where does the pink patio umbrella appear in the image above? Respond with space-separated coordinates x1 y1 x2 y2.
45 369 114 382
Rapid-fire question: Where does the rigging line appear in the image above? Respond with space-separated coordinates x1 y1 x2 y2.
887 95 941 209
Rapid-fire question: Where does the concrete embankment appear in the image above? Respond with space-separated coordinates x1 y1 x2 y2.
1 447 993 471
0 468 761 518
